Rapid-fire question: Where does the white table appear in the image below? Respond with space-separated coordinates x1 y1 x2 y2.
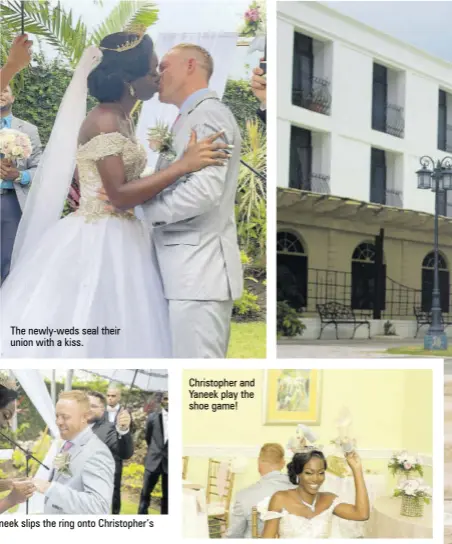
183 480 209 538
324 471 387 538
365 496 433 538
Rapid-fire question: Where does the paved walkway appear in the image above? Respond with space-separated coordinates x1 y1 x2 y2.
277 338 451 361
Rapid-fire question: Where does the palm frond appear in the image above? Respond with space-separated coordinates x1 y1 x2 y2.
90 1 158 46
0 1 88 65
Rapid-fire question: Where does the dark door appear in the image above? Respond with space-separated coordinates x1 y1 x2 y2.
421 268 450 313
292 32 313 108
290 126 312 190
370 148 386 204
372 63 387 132
277 253 308 311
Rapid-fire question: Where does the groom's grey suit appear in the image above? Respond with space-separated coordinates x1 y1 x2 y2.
44 426 115 514
142 90 243 358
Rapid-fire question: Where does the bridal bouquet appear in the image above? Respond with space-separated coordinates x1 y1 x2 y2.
388 451 423 477
53 452 72 477
0 128 32 160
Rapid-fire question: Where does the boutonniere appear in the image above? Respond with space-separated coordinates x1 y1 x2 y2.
147 121 176 161
53 452 72 476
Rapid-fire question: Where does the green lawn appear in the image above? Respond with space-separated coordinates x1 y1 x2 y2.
228 321 266 358
386 346 452 357
120 497 158 515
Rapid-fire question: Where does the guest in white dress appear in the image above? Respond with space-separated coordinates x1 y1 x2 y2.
262 449 369 538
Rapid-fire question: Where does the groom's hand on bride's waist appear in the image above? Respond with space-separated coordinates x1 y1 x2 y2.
97 187 135 217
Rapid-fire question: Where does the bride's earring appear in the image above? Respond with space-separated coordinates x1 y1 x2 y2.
128 83 136 97
296 476 299 484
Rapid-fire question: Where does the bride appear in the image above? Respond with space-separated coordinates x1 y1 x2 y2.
262 450 369 538
0 32 230 358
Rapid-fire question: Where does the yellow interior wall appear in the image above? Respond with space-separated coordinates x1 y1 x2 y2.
183 369 433 497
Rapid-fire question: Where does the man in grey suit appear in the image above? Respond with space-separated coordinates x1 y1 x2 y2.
0 84 42 283
138 393 168 515
142 44 243 358
226 443 295 538
33 390 115 515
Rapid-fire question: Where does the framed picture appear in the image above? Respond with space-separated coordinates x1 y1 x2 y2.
263 369 322 425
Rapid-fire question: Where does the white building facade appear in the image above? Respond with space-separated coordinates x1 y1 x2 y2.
277 1 452 338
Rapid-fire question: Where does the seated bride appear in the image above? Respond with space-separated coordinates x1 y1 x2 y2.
260 449 369 539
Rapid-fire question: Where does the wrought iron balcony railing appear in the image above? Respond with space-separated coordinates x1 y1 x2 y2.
370 188 403 207
372 103 405 138
292 75 332 116
291 173 331 194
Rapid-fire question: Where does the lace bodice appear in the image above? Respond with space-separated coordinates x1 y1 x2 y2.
262 497 340 538
74 132 147 222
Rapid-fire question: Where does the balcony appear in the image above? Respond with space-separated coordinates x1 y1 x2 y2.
385 189 403 207
294 173 331 194
373 103 405 139
292 74 331 116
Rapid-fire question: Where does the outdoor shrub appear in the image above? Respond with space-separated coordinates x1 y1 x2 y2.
277 301 305 337
233 288 261 317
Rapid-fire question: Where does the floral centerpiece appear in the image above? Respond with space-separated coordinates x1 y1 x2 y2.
388 451 423 478
0 128 32 161
394 478 431 517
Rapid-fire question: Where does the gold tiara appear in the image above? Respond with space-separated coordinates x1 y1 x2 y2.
99 25 147 53
0 373 18 391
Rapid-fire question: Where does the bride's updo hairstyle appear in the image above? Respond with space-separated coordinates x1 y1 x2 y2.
287 450 327 485
88 32 154 103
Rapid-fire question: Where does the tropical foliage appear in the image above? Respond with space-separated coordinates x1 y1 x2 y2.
0 0 159 67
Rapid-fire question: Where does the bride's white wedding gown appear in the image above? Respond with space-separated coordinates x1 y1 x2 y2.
263 497 340 538
1 132 171 358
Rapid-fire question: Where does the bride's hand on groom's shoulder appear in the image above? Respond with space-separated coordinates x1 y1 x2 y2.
181 129 233 173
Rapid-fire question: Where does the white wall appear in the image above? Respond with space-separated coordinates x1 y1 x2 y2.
277 1 452 214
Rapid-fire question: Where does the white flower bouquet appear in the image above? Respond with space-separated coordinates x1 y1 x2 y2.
0 128 32 160
388 450 423 477
394 478 431 517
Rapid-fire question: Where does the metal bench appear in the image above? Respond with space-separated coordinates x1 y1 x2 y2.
413 306 452 338
316 302 371 340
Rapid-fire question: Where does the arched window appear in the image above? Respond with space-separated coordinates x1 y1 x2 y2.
277 232 307 310
351 242 385 310
421 251 450 313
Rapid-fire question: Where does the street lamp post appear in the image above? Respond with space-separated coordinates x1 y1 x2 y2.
416 155 452 350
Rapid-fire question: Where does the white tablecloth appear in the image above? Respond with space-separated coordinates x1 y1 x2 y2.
183 480 209 538
365 496 432 538
323 472 387 538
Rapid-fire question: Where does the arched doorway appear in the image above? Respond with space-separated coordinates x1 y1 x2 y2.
421 251 450 313
351 242 386 310
277 231 307 310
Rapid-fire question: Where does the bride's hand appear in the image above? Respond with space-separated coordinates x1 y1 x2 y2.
181 129 232 173
345 451 362 472
97 188 135 216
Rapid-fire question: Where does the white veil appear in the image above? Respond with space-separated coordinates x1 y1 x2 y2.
11 46 103 268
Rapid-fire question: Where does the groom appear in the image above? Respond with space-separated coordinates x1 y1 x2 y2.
33 390 115 514
141 44 243 358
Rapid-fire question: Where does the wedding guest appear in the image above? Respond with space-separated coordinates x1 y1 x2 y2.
0 379 35 513
251 59 266 123
226 443 295 538
106 386 123 424
0 35 33 93
87 391 134 514
1 84 43 283
138 392 168 515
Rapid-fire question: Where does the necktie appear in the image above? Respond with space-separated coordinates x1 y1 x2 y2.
62 441 73 452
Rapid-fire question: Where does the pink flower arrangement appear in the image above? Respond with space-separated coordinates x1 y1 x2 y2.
0 128 32 160
245 8 260 22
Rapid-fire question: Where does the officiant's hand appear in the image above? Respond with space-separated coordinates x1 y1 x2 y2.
33 478 51 494
117 407 131 432
182 130 232 173
345 451 362 472
10 478 35 502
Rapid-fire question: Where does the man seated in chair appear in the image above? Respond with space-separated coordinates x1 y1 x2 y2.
226 443 295 538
